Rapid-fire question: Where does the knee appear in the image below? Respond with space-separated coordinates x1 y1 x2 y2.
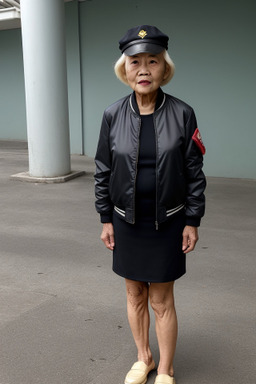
126 283 148 312
150 294 175 319
150 298 167 319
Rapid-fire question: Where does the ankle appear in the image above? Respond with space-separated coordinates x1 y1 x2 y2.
137 351 153 366
157 366 174 377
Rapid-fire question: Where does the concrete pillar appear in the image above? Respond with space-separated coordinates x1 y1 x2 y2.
20 0 71 178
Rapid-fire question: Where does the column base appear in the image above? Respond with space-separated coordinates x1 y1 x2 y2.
11 170 86 183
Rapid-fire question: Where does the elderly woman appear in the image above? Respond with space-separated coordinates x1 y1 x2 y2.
95 25 206 384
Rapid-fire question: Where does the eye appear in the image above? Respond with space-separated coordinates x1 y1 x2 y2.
149 59 157 64
131 60 139 65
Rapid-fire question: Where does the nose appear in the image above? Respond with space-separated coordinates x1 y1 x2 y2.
138 62 150 76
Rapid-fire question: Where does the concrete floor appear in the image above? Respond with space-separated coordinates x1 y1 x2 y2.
0 141 255 384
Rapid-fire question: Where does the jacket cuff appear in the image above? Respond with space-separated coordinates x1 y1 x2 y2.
100 213 113 223
185 216 201 227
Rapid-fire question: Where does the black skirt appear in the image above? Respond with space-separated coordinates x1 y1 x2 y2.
112 210 186 283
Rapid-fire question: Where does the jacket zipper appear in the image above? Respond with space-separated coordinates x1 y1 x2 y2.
132 117 141 224
153 116 159 230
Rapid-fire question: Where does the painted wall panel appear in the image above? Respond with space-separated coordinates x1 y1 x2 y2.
79 0 256 178
65 1 83 154
0 29 26 140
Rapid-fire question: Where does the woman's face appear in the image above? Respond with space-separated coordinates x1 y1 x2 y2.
124 52 169 96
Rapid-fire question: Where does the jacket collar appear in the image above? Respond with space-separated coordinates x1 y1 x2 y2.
130 88 166 115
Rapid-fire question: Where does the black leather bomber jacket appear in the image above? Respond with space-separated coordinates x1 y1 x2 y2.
94 88 206 228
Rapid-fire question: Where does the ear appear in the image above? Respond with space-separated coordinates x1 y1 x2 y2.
121 64 129 85
163 63 170 80
121 62 126 77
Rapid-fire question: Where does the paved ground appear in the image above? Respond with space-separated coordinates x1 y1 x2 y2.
0 141 255 384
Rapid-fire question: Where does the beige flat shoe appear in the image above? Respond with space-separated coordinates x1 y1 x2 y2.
124 360 155 384
154 374 176 384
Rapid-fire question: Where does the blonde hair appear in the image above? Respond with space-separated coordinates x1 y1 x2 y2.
114 50 175 86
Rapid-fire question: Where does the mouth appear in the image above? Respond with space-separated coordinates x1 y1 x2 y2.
138 80 151 85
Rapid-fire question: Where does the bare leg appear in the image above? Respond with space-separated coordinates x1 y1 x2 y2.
149 282 177 377
125 278 153 366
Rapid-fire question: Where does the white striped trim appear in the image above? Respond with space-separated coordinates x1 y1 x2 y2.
115 204 184 219
129 94 166 114
157 94 166 111
166 203 185 217
129 96 136 113
114 206 126 217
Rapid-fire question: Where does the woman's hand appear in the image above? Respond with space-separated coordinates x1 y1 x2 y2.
101 223 115 251
182 225 198 254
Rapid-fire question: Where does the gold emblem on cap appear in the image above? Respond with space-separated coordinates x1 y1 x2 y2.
138 29 147 39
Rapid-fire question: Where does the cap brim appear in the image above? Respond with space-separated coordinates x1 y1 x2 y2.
124 43 164 56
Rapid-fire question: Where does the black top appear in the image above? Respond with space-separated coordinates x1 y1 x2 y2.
135 114 156 219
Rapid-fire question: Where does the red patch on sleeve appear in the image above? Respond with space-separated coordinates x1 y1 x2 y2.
192 128 206 155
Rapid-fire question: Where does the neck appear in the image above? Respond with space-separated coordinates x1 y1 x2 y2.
135 91 158 115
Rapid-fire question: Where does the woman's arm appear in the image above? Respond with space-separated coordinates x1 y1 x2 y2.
94 112 114 223
182 225 198 253
184 109 206 227
101 223 115 251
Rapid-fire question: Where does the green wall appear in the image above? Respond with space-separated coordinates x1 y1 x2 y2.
0 29 26 141
65 1 83 154
79 0 256 178
0 0 255 178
